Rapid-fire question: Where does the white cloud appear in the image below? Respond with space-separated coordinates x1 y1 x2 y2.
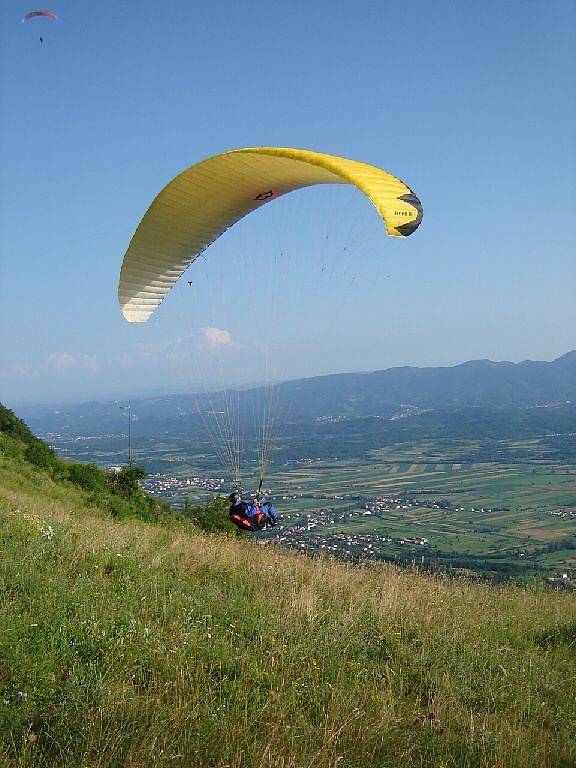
201 326 234 350
2 352 99 385
173 334 196 348
115 331 235 367
2 363 40 379
46 352 99 372
47 352 76 369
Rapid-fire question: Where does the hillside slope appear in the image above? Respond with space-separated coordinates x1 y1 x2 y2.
1 421 575 767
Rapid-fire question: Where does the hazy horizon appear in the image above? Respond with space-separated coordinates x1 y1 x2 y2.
6 347 574 409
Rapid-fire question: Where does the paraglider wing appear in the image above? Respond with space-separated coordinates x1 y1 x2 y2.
22 10 60 22
118 147 423 323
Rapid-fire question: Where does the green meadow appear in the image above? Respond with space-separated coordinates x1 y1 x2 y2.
2 431 576 767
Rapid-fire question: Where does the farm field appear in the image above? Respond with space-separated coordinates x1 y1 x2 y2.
259 444 575 578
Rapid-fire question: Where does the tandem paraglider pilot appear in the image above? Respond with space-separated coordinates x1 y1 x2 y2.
229 492 278 531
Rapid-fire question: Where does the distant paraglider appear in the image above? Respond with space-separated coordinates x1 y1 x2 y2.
21 10 59 43
21 10 59 23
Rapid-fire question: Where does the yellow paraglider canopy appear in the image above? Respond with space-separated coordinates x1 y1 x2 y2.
118 147 422 323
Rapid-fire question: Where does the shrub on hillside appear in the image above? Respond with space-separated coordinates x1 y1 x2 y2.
92 489 136 519
0 433 24 460
25 441 57 472
110 465 147 496
0 403 59 473
98 465 173 523
65 462 107 492
184 496 235 534
0 404 36 444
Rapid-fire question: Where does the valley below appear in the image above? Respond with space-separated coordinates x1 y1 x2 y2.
37 425 576 583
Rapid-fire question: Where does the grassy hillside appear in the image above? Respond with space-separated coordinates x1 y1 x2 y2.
1 417 575 767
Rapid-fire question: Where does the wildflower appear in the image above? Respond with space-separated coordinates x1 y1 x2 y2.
438 726 448 735
17 691 27 700
413 716 423 726
41 524 54 540
428 711 438 720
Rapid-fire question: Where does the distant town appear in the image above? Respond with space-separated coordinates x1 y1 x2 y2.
139 472 225 496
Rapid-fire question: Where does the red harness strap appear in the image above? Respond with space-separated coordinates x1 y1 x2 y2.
253 512 267 529
230 514 252 529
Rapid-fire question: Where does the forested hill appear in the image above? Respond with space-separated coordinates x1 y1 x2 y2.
271 350 576 418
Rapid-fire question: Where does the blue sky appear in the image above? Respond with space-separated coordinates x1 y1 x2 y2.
1 0 574 404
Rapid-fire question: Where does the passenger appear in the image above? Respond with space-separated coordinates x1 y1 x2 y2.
246 495 278 528
228 491 278 531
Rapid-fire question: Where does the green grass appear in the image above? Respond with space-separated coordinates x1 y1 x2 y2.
1 447 576 766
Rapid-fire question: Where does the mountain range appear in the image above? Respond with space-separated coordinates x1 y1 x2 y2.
12 351 576 436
